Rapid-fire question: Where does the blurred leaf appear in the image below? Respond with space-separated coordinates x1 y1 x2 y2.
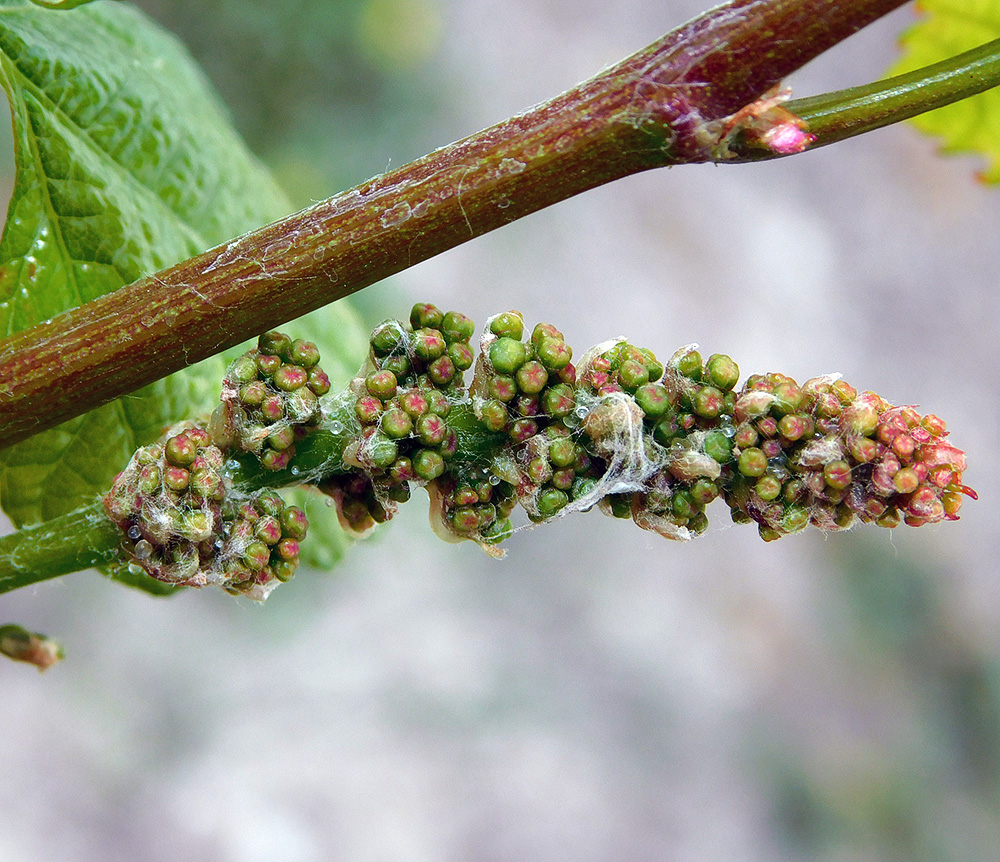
0 0 366 573
890 0 1000 182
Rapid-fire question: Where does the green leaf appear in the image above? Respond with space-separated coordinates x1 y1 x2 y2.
0 0 367 573
890 0 1000 182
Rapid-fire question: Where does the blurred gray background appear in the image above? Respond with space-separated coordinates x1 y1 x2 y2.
3 1 1000 860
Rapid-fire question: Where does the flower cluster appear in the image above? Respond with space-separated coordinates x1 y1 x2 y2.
214 331 331 470
323 303 477 535
102 303 974 587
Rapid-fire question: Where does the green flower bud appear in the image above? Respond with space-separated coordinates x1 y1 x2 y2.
755 475 783 501
488 375 518 402
260 449 291 471
823 459 852 490
413 328 447 361
639 348 664 383
531 322 563 347
616 359 649 393
256 352 282 377
738 448 767 477
228 354 259 385
428 355 457 386
260 395 285 422
280 506 309 540
272 560 298 582
447 342 475 371
672 491 697 520
289 339 321 368
371 321 406 355
541 384 575 418
366 435 399 469
442 311 476 343
516 360 549 394
479 400 509 432
693 385 725 419
243 540 271 570
163 466 190 492
548 437 577 468
239 380 268 407
703 430 732 463
706 354 739 390
490 337 527 374
165 433 198 467
635 383 670 418
413 448 445 480
509 418 538 443
273 365 308 392
381 407 414 439
536 337 572 371
425 390 451 417
381 354 411 378
675 349 702 380
277 538 300 562
537 488 569 517
410 302 444 330
267 424 296 451
255 516 283 544
489 311 523 340
366 370 398 401
690 479 719 506
417 413 448 446
451 507 481 533
355 396 383 424
258 331 292 359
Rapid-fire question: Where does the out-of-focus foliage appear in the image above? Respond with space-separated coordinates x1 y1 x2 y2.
891 0 1000 183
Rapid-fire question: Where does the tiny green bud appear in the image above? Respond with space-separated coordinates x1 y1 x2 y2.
366 435 399 469
693 385 725 419
413 328 447 361
276 538 300 562
410 302 444 330
381 354 411 378
541 384 575 418
163 466 190 492
706 354 739 390
413 448 445 480
480 400 509 432
239 380 267 407
737 448 768 477
635 383 670 418
366 370 398 401
703 430 733 463
280 506 309 539
488 375 518 402
258 331 292 359
442 311 476 343
371 322 406 355
516 360 549 394
616 359 649 393
267 424 296 451
228 354 259 385
823 459 852 490
255 516 283 545
417 413 448 446
273 365 308 392
547 437 577 468
165 433 198 467
381 407 414 439
536 488 569 517
256 352 282 377
489 311 523 339
755 475 783 501
260 395 285 422
690 479 719 506
447 342 475 371
244 540 271 570
428 355 457 386
289 339 321 368
490 337 527 374
672 491 697 520
675 349 702 380
535 337 572 371
451 507 481 533
307 367 331 396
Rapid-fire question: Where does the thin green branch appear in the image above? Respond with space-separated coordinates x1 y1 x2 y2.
725 37 1000 160
0 0 907 450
